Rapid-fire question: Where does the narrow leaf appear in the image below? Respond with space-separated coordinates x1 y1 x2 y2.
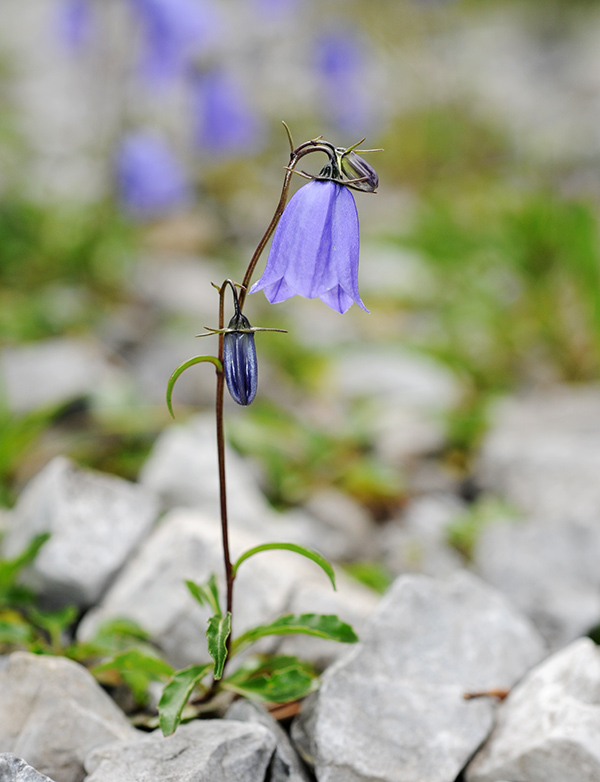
166 356 222 418
158 663 213 736
207 611 231 680
232 613 358 655
223 655 317 703
92 648 174 680
185 574 221 616
0 533 51 596
232 543 336 591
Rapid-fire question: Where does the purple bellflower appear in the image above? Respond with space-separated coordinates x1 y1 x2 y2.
250 178 368 315
131 0 221 85
116 131 191 220
190 66 263 157
223 309 258 406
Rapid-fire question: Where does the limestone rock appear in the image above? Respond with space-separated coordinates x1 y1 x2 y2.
293 571 546 782
226 700 311 782
0 755 57 782
2 457 158 608
466 638 600 782
0 653 139 782
83 721 275 782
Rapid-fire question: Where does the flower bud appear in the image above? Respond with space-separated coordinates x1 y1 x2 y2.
223 311 258 406
338 149 379 192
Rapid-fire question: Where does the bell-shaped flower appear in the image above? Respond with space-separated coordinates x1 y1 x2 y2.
250 179 368 315
223 310 258 406
115 131 191 219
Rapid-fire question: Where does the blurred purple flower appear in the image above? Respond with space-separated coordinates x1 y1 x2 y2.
314 30 373 135
250 0 299 20
58 0 94 50
132 0 220 84
190 67 263 157
250 180 368 314
116 131 191 219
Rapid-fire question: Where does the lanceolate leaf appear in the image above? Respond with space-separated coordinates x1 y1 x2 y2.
92 648 175 680
0 533 51 598
158 663 213 736
231 613 358 655
223 655 317 703
232 543 336 591
166 355 222 418
186 574 221 616
207 611 231 680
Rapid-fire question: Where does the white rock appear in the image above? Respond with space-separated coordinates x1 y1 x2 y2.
0 652 139 782
293 571 546 782
84 721 275 782
2 456 158 607
0 755 57 782
467 638 600 782
478 386 600 521
473 515 600 650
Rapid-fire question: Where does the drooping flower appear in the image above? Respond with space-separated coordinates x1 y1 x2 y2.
190 67 263 157
250 179 368 315
115 131 191 219
223 310 258 406
131 0 220 85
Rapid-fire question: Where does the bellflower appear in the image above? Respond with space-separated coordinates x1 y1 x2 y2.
116 131 191 219
250 179 368 315
190 67 263 157
223 311 258 406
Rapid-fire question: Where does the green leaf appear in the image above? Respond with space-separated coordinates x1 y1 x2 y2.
232 543 336 591
207 611 231 680
28 604 78 652
186 575 221 616
158 663 213 736
92 648 175 679
166 356 222 418
223 655 317 703
231 613 358 655
0 533 51 602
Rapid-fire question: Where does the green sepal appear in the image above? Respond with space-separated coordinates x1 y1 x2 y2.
207 611 231 680
222 655 318 703
166 355 222 418
232 543 336 591
186 574 221 616
231 613 358 656
158 663 213 736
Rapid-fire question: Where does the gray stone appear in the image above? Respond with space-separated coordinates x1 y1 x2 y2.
2 456 158 608
0 652 138 782
378 494 466 578
478 386 600 521
226 700 311 782
466 638 600 782
78 508 376 669
0 755 57 782
138 414 271 524
0 338 123 414
83 720 275 782
293 571 546 782
473 516 600 650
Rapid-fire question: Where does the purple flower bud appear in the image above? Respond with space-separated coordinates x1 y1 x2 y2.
115 131 191 219
250 179 368 315
223 311 258 406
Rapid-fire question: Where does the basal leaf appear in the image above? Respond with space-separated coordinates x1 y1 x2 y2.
158 663 213 736
166 356 222 418
232 543 336 591
231 613 358 655
186 574 221 616
223 655 317 703
207 611 231 680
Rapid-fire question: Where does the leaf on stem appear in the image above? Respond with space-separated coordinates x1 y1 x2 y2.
207 611 231 680
158 663 213 736
186 574 221 616
222 655 317 703
231 613 358 656
232 543 336 591
166 355 222 418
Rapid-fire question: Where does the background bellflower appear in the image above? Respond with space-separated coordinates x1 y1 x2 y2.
250 179 368 315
